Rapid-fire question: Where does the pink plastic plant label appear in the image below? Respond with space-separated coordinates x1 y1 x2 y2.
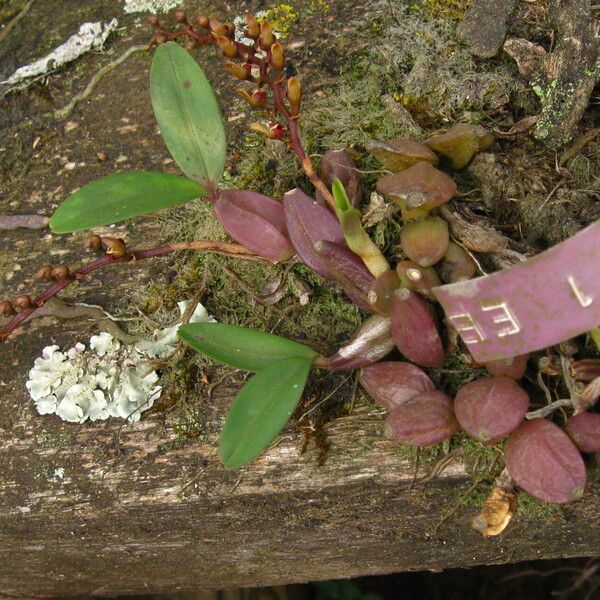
433 220 600 362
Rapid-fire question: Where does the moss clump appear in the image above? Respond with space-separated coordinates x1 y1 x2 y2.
517 492 566 523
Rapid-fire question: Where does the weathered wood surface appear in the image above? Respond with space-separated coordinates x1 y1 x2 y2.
0 0 599 597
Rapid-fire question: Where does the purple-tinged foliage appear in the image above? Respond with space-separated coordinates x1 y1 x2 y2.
396 261 441 300
400 217 449 267
485 354 529 380
315 240 374 310
454 376 529 444
505 419 587 504
360 361 435 411
391 288 444 367
316 149 361 208
283 188 345 278
368 270 401 315
215 190 294 262
384 390 460 446
566 412 600 453
315 315 394 371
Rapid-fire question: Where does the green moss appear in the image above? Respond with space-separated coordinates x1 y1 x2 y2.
517 492 566 523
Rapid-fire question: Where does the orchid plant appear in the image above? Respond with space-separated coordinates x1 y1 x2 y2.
1 11 598 518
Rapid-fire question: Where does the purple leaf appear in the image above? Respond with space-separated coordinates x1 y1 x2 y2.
215 190 294 262
283 188 345 278
316 149 361 208
315 240 374 309
384 391 460 446
391 288 444 367
454 376 529 444
505 419 587 504
565 412 600 453
360 361 435 410
315 315 394 371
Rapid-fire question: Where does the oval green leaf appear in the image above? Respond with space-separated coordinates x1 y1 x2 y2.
49 171 204 233
219 356 312 468
178 322 318 372
150 41 226 184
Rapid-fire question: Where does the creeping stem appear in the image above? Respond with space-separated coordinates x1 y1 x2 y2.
0 241 260 342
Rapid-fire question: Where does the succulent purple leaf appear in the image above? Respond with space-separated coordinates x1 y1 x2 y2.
315 240 374 310
360 361 435 411
315 315 394 371
215 190 294 262
504 419 587 504
283 188 345 278
391 288 444 367
384 390 460 446
565 412 600 453
454 376 529 444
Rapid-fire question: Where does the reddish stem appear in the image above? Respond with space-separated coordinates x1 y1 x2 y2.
0 241 260 343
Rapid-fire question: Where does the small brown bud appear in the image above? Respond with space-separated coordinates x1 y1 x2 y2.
216 35 238 58
103 237 128 258
225 61 251 81
287 77 302 116
0 300 15 317
147 15 160 27
14 295 33 310
259 22 274 49
34 265 54 281
235 88 266 109
85 235 103 252
50 265 70 280
173 11 187 23
209 19 227 37
96 151 107 162
195 14 210 28
270 43 285 70
224 22 236 38
244 13 260 39
154 32 168 45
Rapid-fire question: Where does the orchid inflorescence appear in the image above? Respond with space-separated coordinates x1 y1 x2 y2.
1 10 598 520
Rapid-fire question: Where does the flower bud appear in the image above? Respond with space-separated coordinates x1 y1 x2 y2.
173 11 187 23
147 15 160 27
14 295 33 309
154 32 167 45
84 235 102 252
209 19 227 37
103 237 128 258
270 43 285 70
245 13 260 39
235 88 266 108
287 76 302 116
50 265 70 280
216 35 238 58
225 61 250 80
224 22 236 38
0 300 15 317
195 14 210 28
34 265 54 281
259 22 274 49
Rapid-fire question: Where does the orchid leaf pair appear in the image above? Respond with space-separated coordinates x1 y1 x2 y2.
178 323 318 468
50 42 225 233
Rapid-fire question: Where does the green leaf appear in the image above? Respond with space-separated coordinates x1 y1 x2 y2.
49 172 205 233
332 177 351 216
150 41 226 184
178 322 318 371
219 356 312 468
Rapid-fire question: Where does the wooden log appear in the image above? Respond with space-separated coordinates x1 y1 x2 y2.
0 1 599 596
